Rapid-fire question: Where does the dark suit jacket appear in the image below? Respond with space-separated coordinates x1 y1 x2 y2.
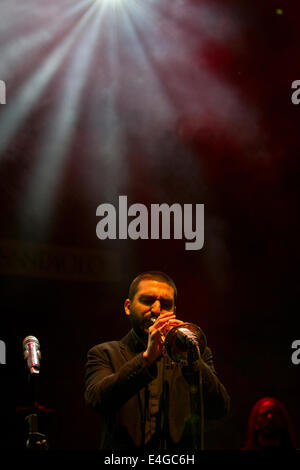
85 329 230 449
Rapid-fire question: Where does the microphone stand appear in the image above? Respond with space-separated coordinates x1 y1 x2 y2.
25 372 49 450
186 344 204 450
164 324 207 449
25 412 48 450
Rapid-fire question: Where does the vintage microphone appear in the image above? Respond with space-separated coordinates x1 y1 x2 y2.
23 336 41 375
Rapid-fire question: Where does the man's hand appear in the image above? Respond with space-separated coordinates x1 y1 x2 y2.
142 312 183 366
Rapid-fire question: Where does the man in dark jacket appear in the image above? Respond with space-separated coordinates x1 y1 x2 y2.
85 271 230 450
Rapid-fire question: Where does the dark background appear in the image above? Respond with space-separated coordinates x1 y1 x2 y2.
0 0 299 450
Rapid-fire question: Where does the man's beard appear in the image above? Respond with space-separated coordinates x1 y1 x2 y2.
130 314 148 341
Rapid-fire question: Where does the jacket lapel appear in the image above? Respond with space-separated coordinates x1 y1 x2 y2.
119 329 146 362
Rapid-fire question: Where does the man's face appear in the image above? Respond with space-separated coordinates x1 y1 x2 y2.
124 279 176 339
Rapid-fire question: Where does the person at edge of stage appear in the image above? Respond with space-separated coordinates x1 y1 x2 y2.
85 271 230 450
242 397 297 450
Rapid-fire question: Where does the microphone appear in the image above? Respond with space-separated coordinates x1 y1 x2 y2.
23 336 41 374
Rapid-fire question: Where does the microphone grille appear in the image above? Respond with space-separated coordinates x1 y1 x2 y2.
23 336 39 347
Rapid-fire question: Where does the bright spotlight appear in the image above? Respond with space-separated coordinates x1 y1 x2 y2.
95 0 126 6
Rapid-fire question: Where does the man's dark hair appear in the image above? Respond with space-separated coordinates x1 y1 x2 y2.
128 271 177 304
